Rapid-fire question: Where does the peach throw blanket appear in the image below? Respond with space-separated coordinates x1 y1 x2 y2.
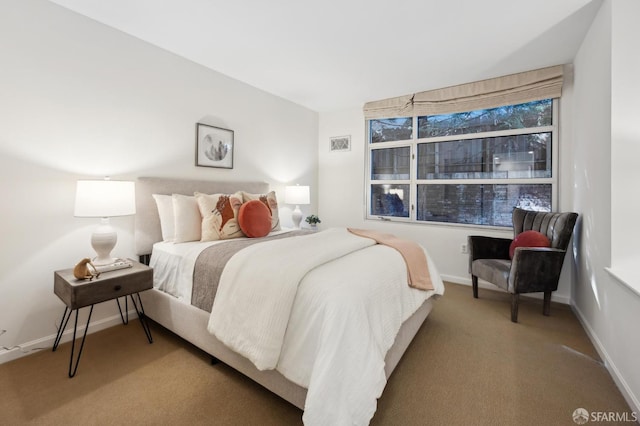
347 228 433 291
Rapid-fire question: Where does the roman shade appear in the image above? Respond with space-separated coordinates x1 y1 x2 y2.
363 64 565 119
361 94 414 121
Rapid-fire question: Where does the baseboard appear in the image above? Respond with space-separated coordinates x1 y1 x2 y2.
441 274 571 305
571 303 640 414
0 310 139 365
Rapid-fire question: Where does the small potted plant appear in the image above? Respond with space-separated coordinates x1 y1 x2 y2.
305 214 321 229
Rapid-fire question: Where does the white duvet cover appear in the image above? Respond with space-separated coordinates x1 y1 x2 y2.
152 228 444 426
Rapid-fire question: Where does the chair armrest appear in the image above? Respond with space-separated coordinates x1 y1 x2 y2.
509 247 567 294
468 235 512 260
468 235 512 273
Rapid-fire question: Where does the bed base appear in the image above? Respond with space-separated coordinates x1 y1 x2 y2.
140 288 434 409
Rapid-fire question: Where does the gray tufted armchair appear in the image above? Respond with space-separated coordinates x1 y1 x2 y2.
468 208 578 323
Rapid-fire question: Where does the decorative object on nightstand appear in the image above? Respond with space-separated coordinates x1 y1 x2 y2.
305 214 321 230
285 185 310 229
72 258 100 281
74 177 135 266
52 260 153 377
93 257 133 273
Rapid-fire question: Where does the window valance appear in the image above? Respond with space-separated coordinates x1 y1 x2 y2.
363 64 565 119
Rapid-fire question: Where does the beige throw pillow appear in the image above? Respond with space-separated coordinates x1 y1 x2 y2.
195 192 244 241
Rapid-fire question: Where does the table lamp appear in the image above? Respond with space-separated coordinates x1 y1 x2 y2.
285 185 310 229
74 178 136 265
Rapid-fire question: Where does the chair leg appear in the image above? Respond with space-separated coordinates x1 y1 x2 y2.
543 291 552 316
511 294 519 323
472 275 478 298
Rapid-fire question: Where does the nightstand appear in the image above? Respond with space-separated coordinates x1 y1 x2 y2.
52 260 153 377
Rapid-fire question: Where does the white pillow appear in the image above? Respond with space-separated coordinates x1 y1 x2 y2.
172 194 202 243
152 194 175 242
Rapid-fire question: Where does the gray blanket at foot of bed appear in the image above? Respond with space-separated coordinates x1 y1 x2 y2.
191 230 310 312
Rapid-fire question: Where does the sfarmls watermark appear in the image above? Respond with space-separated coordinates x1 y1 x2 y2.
573 408 638 424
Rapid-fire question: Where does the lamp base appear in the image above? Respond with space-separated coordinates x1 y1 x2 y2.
291 206 303 229
91 218 118 266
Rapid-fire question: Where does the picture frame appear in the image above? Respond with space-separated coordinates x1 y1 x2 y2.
196 123 234 169
330 135 351 152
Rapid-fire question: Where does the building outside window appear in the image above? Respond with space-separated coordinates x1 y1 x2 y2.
366 99 558 227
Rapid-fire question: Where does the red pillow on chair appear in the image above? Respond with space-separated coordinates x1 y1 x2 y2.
509 230 551 259
238 200 272 238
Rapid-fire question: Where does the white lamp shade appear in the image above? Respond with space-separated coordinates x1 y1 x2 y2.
285 185 310 205
74 180 136 217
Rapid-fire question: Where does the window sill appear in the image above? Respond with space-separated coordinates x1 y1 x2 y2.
605 266 640 298
364 216 513 232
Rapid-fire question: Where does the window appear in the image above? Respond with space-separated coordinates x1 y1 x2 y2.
366 99 558 227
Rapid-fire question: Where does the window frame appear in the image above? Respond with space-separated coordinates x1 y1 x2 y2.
364 99 559 228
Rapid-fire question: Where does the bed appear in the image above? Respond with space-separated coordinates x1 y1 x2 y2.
134 177 444 425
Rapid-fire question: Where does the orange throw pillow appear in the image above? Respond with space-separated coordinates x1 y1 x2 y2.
238 200 272 238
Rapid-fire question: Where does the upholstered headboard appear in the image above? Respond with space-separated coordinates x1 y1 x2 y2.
135 177 270 256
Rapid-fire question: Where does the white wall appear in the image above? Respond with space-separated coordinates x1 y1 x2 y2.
318 88 576 304
571 0 640 412
0 0 318 362
610 0 640 279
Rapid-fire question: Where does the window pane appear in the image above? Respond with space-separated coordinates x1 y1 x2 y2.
417 133 551 180
417 99 552 138
371 184 410 218
371 147 411 180
417 184 551 226
370 117 412 143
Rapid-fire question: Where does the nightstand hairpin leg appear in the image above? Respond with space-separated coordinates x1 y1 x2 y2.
115 293 152 343
116 297 129 325
68 305 93 377
52 307 72 351
53 305 93 378
129 293 153 343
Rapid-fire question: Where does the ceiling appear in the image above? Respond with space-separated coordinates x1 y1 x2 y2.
49 0 601 112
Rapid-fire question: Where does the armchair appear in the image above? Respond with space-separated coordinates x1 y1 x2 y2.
468 208 578 322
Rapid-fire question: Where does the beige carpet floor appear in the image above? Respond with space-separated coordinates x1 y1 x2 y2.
0 283 633 425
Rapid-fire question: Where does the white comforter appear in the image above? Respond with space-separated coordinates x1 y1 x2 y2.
208 228 375 370
207 228 445 426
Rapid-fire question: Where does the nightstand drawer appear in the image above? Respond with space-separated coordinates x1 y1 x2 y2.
54 261 153 309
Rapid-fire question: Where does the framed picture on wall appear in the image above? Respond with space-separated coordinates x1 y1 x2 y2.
196 123 234 169
330 135 351 152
